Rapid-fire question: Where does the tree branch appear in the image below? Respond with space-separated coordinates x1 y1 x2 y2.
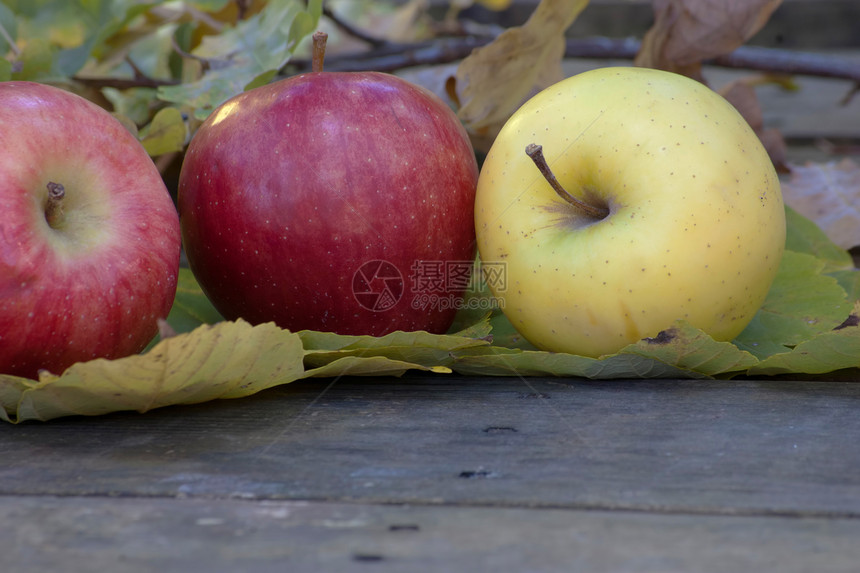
323 5 388 48
288 35 860 86
68 36 860 93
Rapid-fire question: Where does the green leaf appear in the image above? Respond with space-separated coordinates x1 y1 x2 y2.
158 73 242 121
102 87 158 126
164 267 224 332
139 106 187 156
304 356 451 378
15 36 53 79
299 325 492 352
447 256 537 349
620 320 759 377
0 2 17 55
187 0 232 10
747 302 860 376
0 59 11 81
450 345 710 379
58 0 149 78
287 0 321 46
829 269 860 304
157 0 320 119
484 307 539 349
449 313 494 340
300 327 492 371
243 68 278 92
733 251 853 359
142 267 223 352
449 320 755 379
784 206 854 272
6 0 161 80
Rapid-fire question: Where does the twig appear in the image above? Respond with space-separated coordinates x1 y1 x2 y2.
288 35 488 73
66 35 860 93
288 35 860 86
323 5 388 48
712 44 860 84
71 75 179 89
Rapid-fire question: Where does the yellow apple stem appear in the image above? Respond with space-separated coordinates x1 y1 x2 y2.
312 31 328 73
525 143 609 220
44 182 66 229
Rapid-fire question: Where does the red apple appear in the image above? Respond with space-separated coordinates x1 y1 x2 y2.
0 82 181 379
177 39 479 335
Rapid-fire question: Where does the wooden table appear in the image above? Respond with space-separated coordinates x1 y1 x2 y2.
2 374 859 572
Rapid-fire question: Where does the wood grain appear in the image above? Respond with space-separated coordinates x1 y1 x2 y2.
3 376 859 516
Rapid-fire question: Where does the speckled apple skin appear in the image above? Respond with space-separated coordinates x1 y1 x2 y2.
475 67 786 357
0 82 181 378
178 72 478 335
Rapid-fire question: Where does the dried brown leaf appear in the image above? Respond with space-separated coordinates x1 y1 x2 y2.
720 79 763 129
635 0 783 81
455 0 589 131
782 159 860 250
718 77 788 170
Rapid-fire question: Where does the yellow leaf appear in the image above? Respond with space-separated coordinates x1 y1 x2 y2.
477 0 514 10
140 107 187 156
8 320 305 422
0 318 472 422
455 0 589 131
304 355 451 378
454 0 513 10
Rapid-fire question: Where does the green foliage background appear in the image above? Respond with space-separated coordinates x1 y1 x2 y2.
1 0 323 151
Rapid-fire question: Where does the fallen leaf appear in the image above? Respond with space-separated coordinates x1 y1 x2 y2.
305 356 451 378
299 326 492 371
829 270 860 306
784 206 855 272
733 251 853 359
747 301 860 376
0 319 460 423
1 320 306 423
781 158 860 250
450 344 711 379
623 321 759 377
635 0 782 81
454 0 589 131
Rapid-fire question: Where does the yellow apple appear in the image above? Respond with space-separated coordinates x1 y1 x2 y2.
475 67 786 357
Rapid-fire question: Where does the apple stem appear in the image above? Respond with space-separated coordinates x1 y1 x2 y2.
525 144 609 220
312 31 328 73
44 182 66 229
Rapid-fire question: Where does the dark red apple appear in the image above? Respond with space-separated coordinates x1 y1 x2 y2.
0 82 181 378
177 38 478 335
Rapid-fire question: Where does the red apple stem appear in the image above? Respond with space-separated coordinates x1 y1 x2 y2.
44 181 66 228
312 31 328 73
525 144 609 220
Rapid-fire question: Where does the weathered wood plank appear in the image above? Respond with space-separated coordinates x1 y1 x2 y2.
2 376 859 516
2 495 859 573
